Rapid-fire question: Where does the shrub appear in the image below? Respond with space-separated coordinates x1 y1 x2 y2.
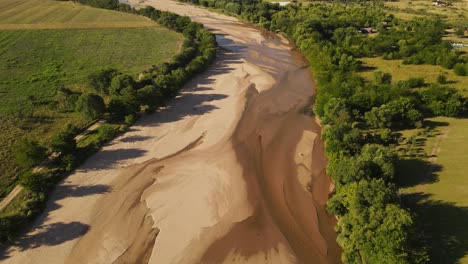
97 124 120 142
51 125 77 154
436 73 447 84
13 139 48 168
19 171 48 192
453 63 467 76
62 154 77 171
125 114 137 125
74 93 105 120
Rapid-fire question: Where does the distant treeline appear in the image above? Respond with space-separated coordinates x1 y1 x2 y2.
176 0 467 263
0 2 216 243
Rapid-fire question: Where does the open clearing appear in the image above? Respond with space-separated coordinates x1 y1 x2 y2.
397 117 468 264
360 57 468 94
0 0 183 197
384 0 467 25
0 0 155 29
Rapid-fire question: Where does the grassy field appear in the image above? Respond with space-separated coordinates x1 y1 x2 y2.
0 0 155 29
359 57 468 95
395 117 468 264
0 0 183 197
384 0 468 25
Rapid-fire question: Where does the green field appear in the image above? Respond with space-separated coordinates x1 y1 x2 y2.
396 117 468 263
0 0 155 29
0 0 183 197
384 0 468 25
360 57 468 95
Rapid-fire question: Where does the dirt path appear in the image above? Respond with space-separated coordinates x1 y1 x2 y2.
0 185 23 212
1 1 340 263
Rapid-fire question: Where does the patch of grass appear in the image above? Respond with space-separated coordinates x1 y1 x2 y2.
396 117 468 263
0 0 155 29
359 57 468 95
384 0 468 25
0 27 183 114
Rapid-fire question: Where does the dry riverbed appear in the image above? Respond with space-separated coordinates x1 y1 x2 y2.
1 0 341 263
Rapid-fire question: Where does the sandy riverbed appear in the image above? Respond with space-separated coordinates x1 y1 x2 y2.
1 0 341 263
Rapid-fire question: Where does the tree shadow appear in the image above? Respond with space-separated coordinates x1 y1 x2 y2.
52 184 111 202
119 135 153 143
358 65 377 72
395 158 442 188
402 193 468 264
138 47 242 128
423 120 449 129
216 34 247 52
0 222 90 260
78 148 147 171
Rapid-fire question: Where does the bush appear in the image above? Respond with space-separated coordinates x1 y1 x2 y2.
13 139 48 168
453 63 467 76
19 171 48 192
87 68 118 94
51 125 77 154
62 154 77 171
97 124 120 142
436 73 447 84
125 114 137 125
74 93 105 120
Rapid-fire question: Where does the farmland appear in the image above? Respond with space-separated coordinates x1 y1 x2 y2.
0 0 183 196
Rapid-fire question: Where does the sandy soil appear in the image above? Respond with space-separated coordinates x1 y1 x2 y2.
1 0 341 263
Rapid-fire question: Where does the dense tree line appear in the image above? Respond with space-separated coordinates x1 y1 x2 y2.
177 0 467 263
1 2 216 243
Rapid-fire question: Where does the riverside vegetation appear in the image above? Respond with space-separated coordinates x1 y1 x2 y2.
0 0 216 242
175 0 468 263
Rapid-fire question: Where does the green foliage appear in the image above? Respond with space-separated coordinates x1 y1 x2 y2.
97 124 120 142
125 114 137 125
18 171 48 193
109 74 135 96
436 73 447 84
374 71 393 84
55 86 79 111
420 85 465 117
453 63 467 76
87 68 118 94
329 180 412 264
51 125 77 154
12 139 47 168
74 93 105 120
61 154 77 171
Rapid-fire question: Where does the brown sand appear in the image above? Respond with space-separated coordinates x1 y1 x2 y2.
1 0 341 263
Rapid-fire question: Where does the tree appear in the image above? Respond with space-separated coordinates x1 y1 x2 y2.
109 74 135 96
56 86 79 111
322 97 350 125
74 93 105 119
330 180 412 264
51 125 77 154
13 139 47 167
18 171 48 192
453 63 467 76
87 68 118 94
137 85 163 107
374 71 392 84
436 73 447 84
